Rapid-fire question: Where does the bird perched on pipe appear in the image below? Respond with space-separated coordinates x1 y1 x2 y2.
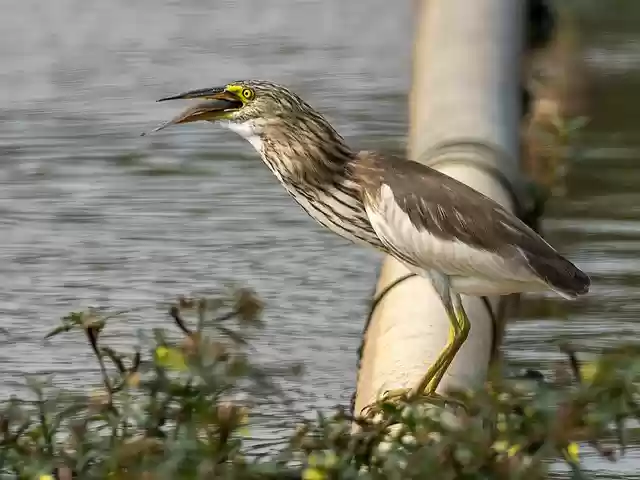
145 80 590 403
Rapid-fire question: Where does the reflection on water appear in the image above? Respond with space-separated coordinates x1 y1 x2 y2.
0 0 638 477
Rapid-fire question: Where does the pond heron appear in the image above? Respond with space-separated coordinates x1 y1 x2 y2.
146 80 590 402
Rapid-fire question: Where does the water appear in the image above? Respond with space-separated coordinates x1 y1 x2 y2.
0 0 638 477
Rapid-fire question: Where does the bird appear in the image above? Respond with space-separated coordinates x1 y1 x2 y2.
145 79 590 402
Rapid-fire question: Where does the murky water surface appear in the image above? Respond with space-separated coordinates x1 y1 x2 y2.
0 0 638 476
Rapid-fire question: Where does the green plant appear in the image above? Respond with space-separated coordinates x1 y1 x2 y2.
0 288 636 479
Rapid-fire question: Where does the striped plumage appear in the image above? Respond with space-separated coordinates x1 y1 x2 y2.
151 79 590 399
244 106 383 249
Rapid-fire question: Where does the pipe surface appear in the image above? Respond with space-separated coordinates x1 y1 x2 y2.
354 0 526 415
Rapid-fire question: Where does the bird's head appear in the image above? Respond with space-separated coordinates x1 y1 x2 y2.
145 80 352 179
145 80 316 136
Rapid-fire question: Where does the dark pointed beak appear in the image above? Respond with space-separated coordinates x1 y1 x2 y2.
142 87 243 136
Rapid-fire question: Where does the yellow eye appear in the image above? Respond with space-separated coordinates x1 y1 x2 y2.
242 88 254 100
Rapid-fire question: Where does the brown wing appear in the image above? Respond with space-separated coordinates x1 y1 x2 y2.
356 151 590 298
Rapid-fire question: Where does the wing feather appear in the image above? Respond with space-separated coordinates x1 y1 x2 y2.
356 152 589 297
363 184 538 283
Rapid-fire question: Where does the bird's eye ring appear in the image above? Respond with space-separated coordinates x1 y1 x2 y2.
242 88 254 100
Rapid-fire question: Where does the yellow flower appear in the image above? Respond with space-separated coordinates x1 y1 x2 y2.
492 441 521 457
302 467 326 480
507 444 521 457
39 475 54 480
154 346 187 371
564 442 580 463
579 362 598 384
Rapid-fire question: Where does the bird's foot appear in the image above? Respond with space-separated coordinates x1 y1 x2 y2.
359 353 453 419
384 387 443 403
360 387 464 422
358 388 441 420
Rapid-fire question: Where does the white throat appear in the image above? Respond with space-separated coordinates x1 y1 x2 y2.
221 120 263 155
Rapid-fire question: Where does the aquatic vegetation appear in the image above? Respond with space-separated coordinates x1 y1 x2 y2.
0 288 635 479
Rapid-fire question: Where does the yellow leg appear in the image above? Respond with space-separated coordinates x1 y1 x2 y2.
420 294 471 394
377 319 459 405
367 284 470 411
423 322 458 392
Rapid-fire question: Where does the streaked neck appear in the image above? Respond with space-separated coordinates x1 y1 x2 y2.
223 116 355 187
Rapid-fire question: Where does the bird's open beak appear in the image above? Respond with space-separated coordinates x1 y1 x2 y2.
142 87 243 136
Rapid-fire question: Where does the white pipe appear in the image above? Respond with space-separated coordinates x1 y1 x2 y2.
353 0 526 415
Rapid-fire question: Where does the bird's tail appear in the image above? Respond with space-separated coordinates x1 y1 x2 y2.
524 252 590 299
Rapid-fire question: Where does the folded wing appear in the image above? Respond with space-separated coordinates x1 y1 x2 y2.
357 152 589 298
